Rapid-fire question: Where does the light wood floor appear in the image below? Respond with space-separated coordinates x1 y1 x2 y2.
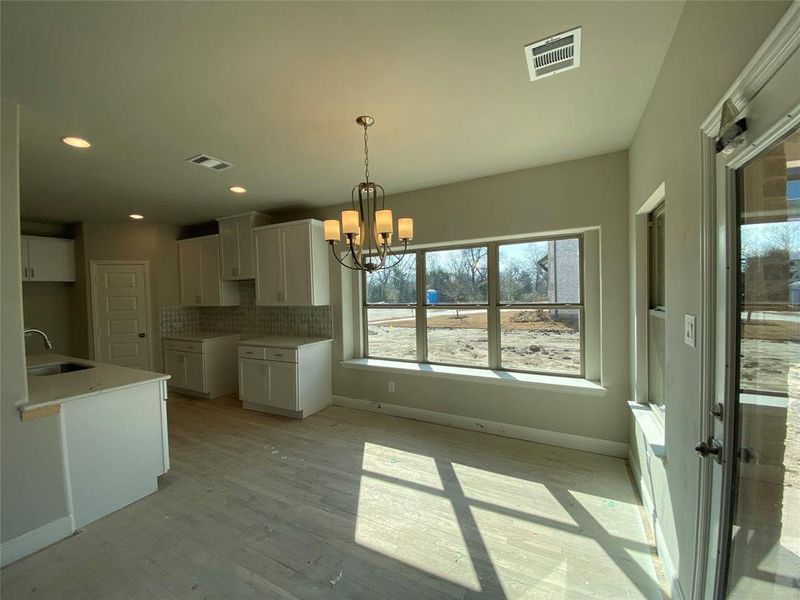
2 395 665 599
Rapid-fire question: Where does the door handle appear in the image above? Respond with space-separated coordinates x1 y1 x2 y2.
695 437 723 464
31 267 35 278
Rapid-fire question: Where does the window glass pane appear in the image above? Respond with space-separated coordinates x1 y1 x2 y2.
649 207 665 309
366 308 416 360
499 308 581 375
499 238 580 304
426 308 488 367
647 313 665 407
425 247 488 304
365 254 416 304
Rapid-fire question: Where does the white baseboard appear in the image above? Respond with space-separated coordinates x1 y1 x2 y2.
1 515 74 567
333 395 628 458
627 447 685 600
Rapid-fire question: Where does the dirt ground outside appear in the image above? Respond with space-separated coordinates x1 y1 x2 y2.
367 309 581 374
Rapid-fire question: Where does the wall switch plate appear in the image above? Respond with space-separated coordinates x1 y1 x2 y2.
388 381 395 393
684 314 696 348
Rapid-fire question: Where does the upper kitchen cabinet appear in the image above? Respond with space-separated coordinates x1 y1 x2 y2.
178 234 239 306
254 220 329 306
21 236 76 282
216 211 271 280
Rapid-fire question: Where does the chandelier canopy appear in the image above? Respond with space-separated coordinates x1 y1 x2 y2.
323 115 413 272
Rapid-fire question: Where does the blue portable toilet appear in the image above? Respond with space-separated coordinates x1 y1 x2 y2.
426 289 439 305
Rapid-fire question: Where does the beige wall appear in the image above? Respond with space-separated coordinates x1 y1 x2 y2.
626 1 791 597
1 99 70 543
23 283 74 355
71 220 181 371
20 222 77 356
283 150 631 445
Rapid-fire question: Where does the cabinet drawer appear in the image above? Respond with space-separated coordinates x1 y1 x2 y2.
266 348 297 363
238 345 267 360
163 339 204 353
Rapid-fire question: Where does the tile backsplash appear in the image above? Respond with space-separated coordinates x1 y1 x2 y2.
161 280 332 339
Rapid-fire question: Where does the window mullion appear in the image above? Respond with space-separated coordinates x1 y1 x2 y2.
415 250 426 363
487 242 500 369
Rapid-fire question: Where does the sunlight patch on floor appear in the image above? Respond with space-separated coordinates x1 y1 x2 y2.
452 461 577 527
361 441 444 490
354 473 481 591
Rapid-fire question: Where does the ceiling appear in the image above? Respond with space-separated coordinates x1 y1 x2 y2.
2 1 684 225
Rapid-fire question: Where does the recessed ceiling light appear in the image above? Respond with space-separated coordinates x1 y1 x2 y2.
229 186 247 194
129 214 144 220
62 136 91 148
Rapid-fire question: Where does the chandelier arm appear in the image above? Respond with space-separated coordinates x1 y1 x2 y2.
348 236 365 270
380 239 409 269
330 245 363 271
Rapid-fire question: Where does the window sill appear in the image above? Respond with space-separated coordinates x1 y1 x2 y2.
628 401 666 460
340 358 606 396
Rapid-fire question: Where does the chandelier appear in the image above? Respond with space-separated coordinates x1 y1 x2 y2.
323 115 413 271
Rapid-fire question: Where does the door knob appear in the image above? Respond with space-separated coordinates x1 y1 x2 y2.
695 437 723 464
139 333 146 338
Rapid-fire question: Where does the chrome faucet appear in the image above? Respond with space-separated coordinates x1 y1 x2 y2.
24 329 54 350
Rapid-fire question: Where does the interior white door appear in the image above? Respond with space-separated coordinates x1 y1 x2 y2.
267 361 297 411
281 223 312 305
238 358 267 404
92 262 151 369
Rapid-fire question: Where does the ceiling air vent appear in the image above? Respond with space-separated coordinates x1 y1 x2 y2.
186 153 233 171
524 27 582 82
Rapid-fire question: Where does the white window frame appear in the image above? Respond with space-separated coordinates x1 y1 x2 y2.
362 233 586 378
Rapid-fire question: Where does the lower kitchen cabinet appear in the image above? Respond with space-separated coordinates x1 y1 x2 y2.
162 334 239 398
238 338 332 418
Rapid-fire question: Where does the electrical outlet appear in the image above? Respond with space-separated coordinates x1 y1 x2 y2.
388 381 395 393
684 314 696 348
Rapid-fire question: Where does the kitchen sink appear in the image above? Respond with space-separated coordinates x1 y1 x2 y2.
27 362 94 376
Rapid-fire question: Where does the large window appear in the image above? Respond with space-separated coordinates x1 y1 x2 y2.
363 235 584 377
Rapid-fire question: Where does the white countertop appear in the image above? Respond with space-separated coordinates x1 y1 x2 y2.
20 354 170 412
239 336 333 349
162 332 240 342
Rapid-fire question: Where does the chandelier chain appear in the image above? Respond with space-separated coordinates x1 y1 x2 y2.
363 123 369 182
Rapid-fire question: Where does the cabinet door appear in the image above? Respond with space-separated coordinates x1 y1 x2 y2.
239 358 268 404
236 215 256 279
26 237 75 281
267 361 298 411
281 223 313 305
179 241 202 305
254 228 282 306
163 351 187 388
183 352 207 393
219 218 241 280
21 238 30 281
199 237 222 306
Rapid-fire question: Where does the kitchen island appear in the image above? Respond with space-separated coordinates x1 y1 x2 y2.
20 354 170 530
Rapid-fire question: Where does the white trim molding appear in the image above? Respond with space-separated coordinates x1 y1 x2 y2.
333 395 627 458
0 515 74 567
700 2 800 136
340 359 606 396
